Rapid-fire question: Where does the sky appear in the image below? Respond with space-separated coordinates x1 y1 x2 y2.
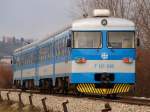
0 0 74 40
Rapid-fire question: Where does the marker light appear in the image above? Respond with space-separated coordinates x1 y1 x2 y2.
123 58 133 64
76 58 87 64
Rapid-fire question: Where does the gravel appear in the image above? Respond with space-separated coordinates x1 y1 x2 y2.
1 91 150 112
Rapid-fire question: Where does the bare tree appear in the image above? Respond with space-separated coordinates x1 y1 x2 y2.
135 0 150 48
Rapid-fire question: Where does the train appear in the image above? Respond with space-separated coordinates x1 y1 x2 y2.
12 9 138 96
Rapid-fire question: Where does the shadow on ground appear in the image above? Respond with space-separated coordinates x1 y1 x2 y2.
0 101 40 112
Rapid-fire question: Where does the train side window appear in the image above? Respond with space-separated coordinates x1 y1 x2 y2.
59 38 63 57
25 54 27 65
27 54 29 64
50 43 52 60
64 36 68 56
45 46 48 61
26 54 29 64
63 37 66 57
56 40 58 58
66 35 71 56
31 52 33 64
39 47 47 63
22 55 24 65
13 56 16 65
58 38 63 58
58 39 61 57
59 39 62 57
51 43 53 59
48 44 51 60
55 40 58 59
26 54 28 65
32 52 36 64
16 56 20 67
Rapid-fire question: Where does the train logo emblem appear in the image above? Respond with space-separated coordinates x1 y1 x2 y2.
101 52 108 60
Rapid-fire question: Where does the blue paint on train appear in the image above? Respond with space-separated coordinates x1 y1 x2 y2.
70 73 135 83
71 49 136 60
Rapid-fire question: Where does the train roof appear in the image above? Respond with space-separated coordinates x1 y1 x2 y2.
14 26 71 54
72 17 135 31
14 17 135 54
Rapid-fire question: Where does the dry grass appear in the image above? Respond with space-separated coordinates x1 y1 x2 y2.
0 64 12 88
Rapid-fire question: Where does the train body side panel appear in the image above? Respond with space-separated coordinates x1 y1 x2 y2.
55 62 72 75
38 64 53 78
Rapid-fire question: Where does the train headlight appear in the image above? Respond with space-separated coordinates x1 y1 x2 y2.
123 58 133 64
76 58 87 64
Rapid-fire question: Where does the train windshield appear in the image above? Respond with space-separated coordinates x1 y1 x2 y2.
108 32 135 48
73 32 101 48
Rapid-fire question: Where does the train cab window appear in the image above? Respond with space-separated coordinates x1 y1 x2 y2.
73 32 101 48
108 32 135 48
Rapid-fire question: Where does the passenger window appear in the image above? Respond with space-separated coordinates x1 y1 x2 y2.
64 36 67 56
55 40 59 59
48 44 51 60
60 38 64 57
58 40 61 57
63 37 65 57
39 46 48 62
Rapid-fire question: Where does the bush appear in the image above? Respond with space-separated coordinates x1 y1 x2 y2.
0 64 13 88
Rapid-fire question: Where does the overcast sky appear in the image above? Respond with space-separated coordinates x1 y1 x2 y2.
0 0 74 40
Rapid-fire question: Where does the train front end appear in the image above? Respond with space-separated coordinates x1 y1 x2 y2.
69 9 136 95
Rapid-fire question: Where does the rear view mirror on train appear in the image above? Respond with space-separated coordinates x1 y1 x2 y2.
67 39 71 47
137 38 140 47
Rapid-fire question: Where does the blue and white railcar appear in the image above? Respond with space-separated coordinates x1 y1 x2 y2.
13 9 136 95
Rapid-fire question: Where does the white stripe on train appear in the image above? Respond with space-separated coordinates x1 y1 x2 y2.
13 60 135 79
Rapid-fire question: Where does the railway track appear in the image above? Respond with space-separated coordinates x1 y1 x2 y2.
0 88 150 107
92 97 150 107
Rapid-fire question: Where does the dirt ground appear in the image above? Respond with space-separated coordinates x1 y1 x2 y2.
0 100 61 112
0 101 40 112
